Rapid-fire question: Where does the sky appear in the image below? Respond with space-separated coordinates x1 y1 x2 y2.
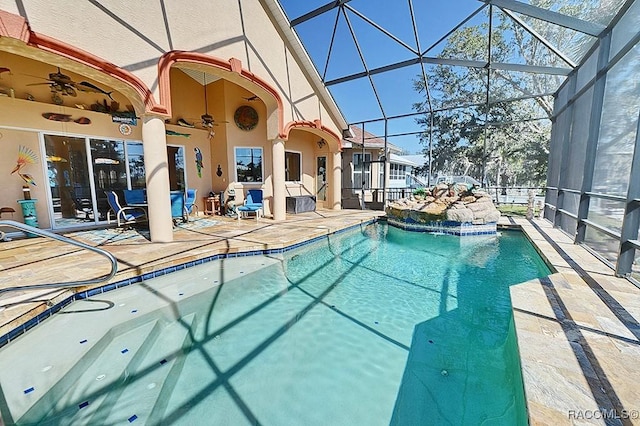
275 0 624 155
277 0 488 154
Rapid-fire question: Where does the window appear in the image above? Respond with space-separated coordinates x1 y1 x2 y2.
285 151 301 181
126 142 146 189
167 145 185 191
126 142 185 190
235 147 263 183
353 153 371 190
390 164 406 180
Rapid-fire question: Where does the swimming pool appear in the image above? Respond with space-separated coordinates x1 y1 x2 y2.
0 223 550 425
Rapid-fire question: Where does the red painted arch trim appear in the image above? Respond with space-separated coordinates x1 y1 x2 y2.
283 120 343 149
0 9 161 115
158 51 284 136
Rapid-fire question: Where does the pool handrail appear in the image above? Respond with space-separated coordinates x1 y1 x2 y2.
0 220 118 294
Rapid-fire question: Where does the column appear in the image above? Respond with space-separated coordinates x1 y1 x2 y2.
272 138 286 221
331 150 342 210
142 115 173 242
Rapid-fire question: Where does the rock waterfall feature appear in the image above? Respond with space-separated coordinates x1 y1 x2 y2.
385 183 500 235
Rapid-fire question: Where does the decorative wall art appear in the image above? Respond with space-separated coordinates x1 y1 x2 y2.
119 123 132 136
42 113 91 125
19 174 36 186
166 130 190 138
11 145 38 186
234 105 258 131
194 147 204 178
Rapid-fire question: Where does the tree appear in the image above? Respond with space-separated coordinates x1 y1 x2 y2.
412 2 589 187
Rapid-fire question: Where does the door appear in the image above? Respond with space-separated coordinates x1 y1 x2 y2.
45 135 93 228
90 139 128 220
167 145 185 191
316 156 327 207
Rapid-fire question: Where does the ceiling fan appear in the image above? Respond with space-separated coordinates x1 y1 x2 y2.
26 67 113 104
178 72 228 139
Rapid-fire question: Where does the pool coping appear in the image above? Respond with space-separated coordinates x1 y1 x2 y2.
506 218 640 425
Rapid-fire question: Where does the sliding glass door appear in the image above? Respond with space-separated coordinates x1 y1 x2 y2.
45 135 92 228
44 134 186 229
90 139 128 221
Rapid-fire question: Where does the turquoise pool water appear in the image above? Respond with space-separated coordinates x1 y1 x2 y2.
1 223 550 425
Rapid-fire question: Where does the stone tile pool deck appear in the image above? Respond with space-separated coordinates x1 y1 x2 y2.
0 211 638 425
510 218 640 425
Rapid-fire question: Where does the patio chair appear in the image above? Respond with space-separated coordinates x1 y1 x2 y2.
237 189 263 221
183 188 198 221
70 187 94 220
105 190 147 227
170 190 187 224
70 192 93 220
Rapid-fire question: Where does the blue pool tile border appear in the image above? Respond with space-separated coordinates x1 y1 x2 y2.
0 218 377 349
0 294 75 349
386 217 497 236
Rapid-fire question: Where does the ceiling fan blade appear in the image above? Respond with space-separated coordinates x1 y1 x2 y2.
22 73 50 80
26 82 54 86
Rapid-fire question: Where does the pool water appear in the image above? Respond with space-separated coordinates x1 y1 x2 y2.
0 224 550 425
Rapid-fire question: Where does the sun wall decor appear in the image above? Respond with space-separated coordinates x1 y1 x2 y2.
234 105 258 131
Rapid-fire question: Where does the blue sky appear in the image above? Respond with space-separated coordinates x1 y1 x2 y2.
278 0 485 154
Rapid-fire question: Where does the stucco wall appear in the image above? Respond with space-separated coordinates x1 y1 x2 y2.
0 1 345 138
0 96 144 229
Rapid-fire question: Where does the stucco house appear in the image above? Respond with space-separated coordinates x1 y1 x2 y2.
0 1 349 242
341 126 419 209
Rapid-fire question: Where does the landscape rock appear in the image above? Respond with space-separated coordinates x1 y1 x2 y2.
387 186 500 225
446 207 474 222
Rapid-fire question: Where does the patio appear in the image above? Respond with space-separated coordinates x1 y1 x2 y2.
0 210 381 341
1 211 639 423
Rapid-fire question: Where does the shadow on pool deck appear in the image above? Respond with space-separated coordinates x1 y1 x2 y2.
0 210 381 342
1 214 639 425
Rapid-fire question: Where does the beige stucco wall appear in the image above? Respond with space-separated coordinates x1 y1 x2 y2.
0 0 345 138
0 126 46 227
0 96 145 229
286 129 332 203
0 3 348 232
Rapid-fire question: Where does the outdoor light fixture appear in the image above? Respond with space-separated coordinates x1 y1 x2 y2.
317 139 326 148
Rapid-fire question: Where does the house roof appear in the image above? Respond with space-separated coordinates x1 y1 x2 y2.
389 153 419 167
342 125 403 153
398 154 428 167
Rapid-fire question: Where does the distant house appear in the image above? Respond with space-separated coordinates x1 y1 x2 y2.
396 154 431 188
341 126 419 209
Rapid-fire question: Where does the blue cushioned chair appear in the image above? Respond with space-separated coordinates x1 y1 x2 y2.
123 189 146 205
183 188 198 221
105 190 147 227
237 189 263 221
170 190 187 224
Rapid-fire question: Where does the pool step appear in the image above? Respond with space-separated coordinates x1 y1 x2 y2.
88 313 197 425
3 323 114 425
17 319 161 424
